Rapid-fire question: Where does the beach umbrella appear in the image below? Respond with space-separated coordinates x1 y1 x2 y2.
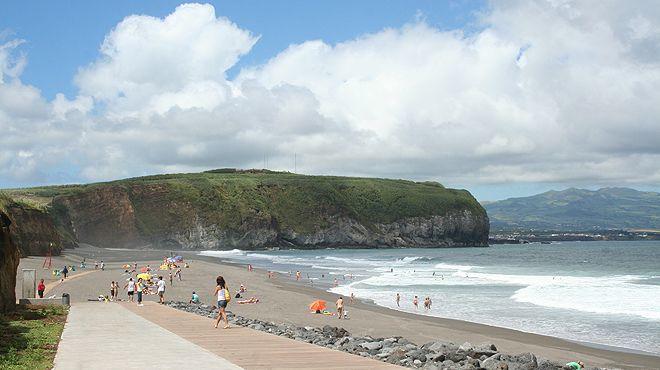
309 300 326 312
137 273 151 280
122 264 131 269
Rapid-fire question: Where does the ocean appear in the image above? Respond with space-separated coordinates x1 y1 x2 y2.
199 241 660 354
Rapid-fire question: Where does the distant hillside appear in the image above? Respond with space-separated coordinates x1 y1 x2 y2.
2 170 488 251
485 187 660 231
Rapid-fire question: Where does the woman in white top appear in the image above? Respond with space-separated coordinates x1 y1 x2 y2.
213 275 229 329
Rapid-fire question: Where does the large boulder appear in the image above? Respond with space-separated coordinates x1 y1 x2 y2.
0 211 20 313
482 353 538 370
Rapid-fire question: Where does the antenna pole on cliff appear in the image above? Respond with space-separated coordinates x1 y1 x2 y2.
43 242 52 269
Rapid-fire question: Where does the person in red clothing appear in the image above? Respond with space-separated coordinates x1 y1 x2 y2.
37 279 45 298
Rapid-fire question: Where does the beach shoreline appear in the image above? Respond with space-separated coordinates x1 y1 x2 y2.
17 245 660 369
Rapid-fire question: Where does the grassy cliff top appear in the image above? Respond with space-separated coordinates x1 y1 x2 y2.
3 170 483 233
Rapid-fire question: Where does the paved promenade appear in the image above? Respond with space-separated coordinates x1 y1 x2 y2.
54 301 401 369
53 302 242 370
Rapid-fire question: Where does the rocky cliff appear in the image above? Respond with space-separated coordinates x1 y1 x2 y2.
0 211 20 313
4 170 489 250
0 194 74 257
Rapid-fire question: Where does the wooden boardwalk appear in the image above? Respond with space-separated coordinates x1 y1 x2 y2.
122 302 402 369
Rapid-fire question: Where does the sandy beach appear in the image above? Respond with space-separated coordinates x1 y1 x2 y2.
16 245 660 369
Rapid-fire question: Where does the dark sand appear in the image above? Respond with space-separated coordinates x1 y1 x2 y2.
16 245 660 369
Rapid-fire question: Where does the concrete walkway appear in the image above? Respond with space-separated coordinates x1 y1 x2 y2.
54 302 242 370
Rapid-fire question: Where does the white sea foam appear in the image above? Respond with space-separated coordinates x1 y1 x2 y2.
198 249 245 258
434 263 476 271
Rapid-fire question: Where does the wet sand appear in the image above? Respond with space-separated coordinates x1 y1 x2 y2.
16 245 660 369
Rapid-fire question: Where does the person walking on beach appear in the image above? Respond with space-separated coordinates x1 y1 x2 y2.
396 293 400 307
175 268 182 281
213 275 230 329
136 278 144 306
350 292 355 304
169 272 173 286
95 261 98 270
37 279 45 298
336 296 344 319
125 278 135 302
157 276 166 304
296 271 301 281
413 295 419 309
100 260 105 271
110 281 116 301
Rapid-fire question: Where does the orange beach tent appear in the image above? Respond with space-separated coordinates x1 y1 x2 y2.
309 300 326 312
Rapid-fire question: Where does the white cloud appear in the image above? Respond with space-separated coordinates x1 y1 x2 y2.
0 1 659 193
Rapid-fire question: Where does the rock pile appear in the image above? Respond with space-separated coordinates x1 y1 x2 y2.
165 302 614 370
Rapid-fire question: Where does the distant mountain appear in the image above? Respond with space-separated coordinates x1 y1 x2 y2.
485 187 660 231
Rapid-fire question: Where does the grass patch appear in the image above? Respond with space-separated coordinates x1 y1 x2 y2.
0 305 68 370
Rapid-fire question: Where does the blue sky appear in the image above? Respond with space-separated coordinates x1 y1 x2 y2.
2 0 485 100
1 1 659 201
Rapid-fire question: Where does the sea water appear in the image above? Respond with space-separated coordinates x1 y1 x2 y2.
199 241 660 354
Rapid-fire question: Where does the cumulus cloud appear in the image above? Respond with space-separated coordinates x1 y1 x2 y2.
1 1 659 194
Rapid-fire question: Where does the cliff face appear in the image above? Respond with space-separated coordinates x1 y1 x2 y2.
4 203 71 257
0 211 20 313
36 172 489 250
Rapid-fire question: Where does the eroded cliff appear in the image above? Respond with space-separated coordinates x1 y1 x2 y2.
5 171 489 250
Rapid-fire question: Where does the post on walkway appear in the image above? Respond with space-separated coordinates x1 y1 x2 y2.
22 269 36 298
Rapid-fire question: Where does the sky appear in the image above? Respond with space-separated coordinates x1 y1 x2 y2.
1 0 659 201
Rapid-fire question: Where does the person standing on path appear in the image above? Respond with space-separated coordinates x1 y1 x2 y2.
136 278 144 306
157 276 166 304
213 275 230 329
37 279 45 298
125 278 135 302
62 265 69 280
336 296 344 319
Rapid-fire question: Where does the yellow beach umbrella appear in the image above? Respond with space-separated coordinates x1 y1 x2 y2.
137 273 151 280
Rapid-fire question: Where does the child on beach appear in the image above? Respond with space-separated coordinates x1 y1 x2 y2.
190 291 200 304
413 296 419 309
213 276 230 329
157 276 166 304
336 296 344 319
37 279 45 298
125 278 135 302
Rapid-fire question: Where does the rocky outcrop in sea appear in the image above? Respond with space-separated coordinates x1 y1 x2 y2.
165 301 617 370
